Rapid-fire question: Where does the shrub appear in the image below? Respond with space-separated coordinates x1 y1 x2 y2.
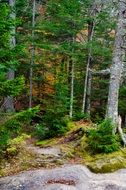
0 129 10 155
0 106 40 155
34 71 69 140
6 134 30 157
73 111 90 121
34 116 70 140
88 119 120 153
34 123 47 140
3 106 40 132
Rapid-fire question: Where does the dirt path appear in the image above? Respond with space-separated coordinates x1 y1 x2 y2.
27 144 61 157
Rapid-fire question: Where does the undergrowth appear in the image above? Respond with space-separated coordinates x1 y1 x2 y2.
87 119 120 153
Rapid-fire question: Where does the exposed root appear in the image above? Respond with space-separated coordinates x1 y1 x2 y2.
117 115 126 147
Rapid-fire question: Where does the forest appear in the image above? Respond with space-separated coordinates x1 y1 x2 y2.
0 0 126 189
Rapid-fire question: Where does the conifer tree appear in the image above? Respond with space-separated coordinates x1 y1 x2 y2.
29 0 36 108
4 0 16 112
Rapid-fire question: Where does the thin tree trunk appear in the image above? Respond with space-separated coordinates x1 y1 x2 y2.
86 68 111 115
29 0 36 108
4 0 15 112
82 1 104 114
67 58 70 76
106 0 126 125
69 59 74 118
86 70 92 115
82 21 95 113
124 115 126 128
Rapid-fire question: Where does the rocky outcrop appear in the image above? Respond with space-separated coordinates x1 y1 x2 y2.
0 165 126 190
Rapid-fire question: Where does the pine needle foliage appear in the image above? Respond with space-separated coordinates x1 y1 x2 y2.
88 119 120 153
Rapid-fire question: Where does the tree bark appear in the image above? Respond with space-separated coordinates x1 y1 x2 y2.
29 0 36 108
69 59 74 118
106 0 126 124
117 116 126 147
85 68 110 115
91 68 110 75
86 70 92 115
4 0 15 112
82 22 95 114
82 2 97 113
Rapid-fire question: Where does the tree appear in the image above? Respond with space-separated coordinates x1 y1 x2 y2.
69 54 75 118
106 0 126 125
38 0 86 118
82 1 97 114
29 0 36 108
4 0 16 112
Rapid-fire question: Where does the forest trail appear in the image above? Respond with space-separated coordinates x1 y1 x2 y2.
1 141 126 190
27 144 61 157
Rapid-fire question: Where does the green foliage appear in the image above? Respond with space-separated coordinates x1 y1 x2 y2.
34 68 70 139
34 123 47 140
35 80 70 139
0 129 10 155
35 115 70 140
6 134 30 157
0 106 40 155
88 119 120 153
4 106 40 131
91 113 104 124
0 76 25 97
0 3 25 107
73 111 90 121
42 0 85 39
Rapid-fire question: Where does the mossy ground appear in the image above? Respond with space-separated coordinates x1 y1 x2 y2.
85 149 126 173
36 120 126 173
1 120 126 177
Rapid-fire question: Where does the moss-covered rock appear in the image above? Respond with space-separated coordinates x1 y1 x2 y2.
36 138 60 147
85 149 126 173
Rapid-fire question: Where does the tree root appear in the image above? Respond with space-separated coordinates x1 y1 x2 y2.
117 115 126 147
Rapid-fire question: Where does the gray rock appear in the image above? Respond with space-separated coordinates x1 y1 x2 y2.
1 165 126 190
44 184 77 190
27 145 61 157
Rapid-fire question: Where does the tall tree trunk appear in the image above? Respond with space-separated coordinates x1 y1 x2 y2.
86 70 92 115
82 20 95 113
69 59 74 118
106 0 126 124
4 0 15 112
82 1 103 114
29 0 36 108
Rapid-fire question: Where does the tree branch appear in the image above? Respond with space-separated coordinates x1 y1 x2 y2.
89 68 110 75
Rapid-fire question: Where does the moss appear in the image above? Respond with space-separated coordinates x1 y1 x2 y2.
67 122 76 131
8 134 30 151
82 149 126 173
36 122 79 147
6 147 17 156
87 156 126 173
5 134 30 158
2 121 126 176
80 135 89 149
36 124 126 174
36 138 59 147
60 144 75 158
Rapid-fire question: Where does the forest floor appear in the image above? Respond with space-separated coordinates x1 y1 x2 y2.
1 121 126 189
